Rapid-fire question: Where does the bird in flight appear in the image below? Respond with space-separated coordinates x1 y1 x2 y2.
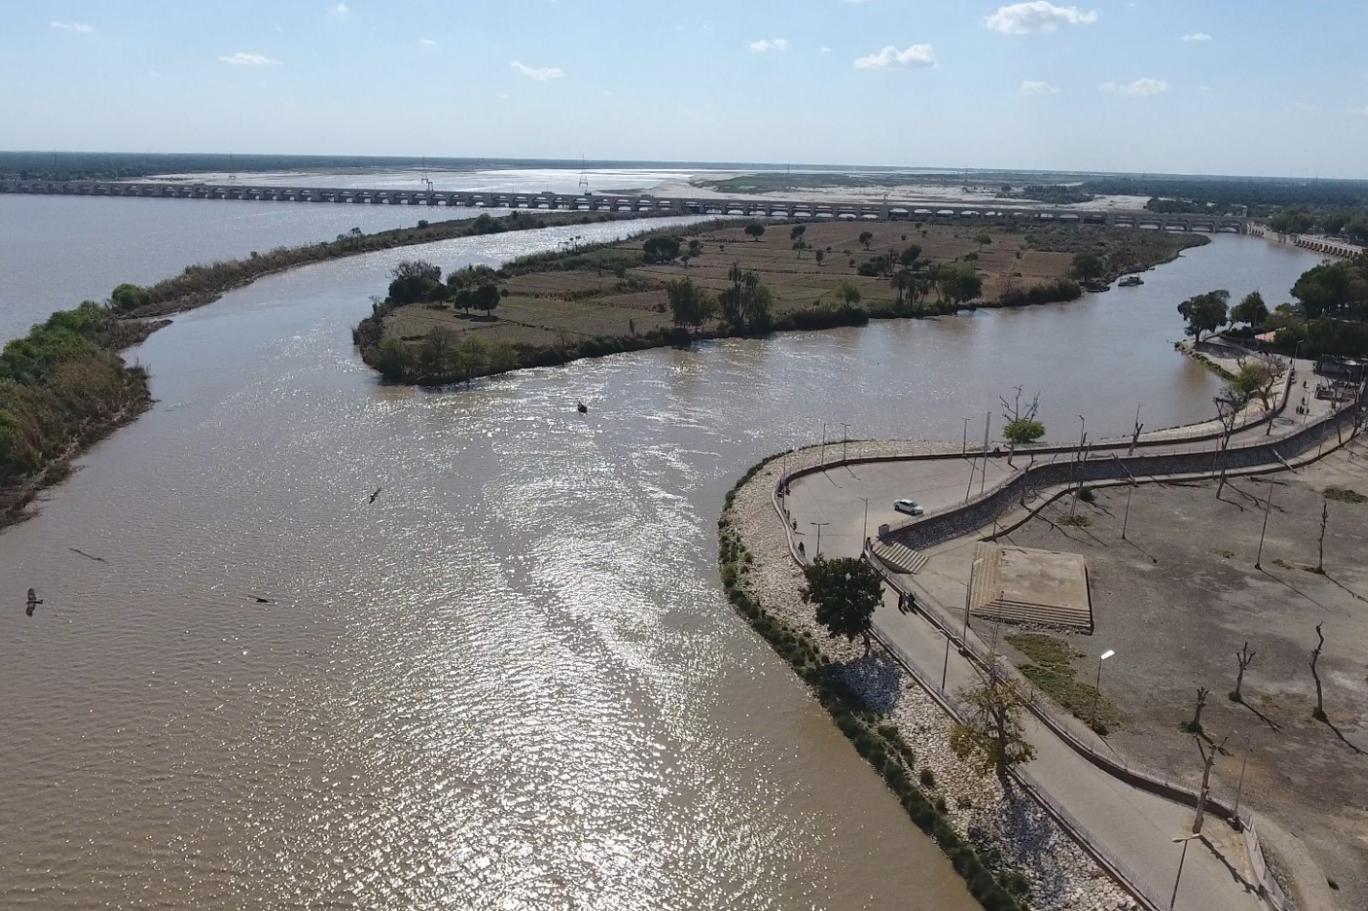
26 588 43 617
368 487 382 503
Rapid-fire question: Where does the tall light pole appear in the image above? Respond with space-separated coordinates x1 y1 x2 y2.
809 521 830 559
860 496 870 544
1255 479 1275 569
980 412 991 495
841 423 850 462
1232 732 1252 826
1089 649 1115 730
1169 833 1200 910
940 630 952 692
820 421 828 465
1071 414 1087 517
962 417 970 456
961 556 985 649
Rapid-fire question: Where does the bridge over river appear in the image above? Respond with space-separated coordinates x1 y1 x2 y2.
1 179 1251 234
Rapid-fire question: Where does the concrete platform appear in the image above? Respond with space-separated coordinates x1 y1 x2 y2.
969 542 1092 631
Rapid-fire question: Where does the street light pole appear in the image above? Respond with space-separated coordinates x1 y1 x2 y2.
961 556 985 648
809 521 830 558
1089 649 1115 730
861 497 869 543
1071 414 1086 517
1232 733 1251 825
1169 835 1198 910
1122 479 1136 541
980 412 991 495
941 633 952 692
820 422 828 465
962 417 970 456
1255 479 1275 569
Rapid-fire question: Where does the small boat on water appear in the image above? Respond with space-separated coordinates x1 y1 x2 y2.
1118 275 1144 287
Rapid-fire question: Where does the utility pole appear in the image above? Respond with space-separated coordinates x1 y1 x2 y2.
841 423 850 462
820 421 828 465
1071 415 1087 517
1255 479 1275 569
962 417 970 456
980 412 991 495
861 497 870 543
809 521 830 558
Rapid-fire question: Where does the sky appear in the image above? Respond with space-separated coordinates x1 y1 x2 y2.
6 0 1368 178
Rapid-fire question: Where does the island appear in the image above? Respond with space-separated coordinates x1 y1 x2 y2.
355 220 1205 385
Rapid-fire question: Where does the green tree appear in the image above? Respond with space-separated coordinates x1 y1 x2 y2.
719 264 773 333
835 280 862 307
858 230 874 250
1069 251 1107 283
789 224 807 242
388 260 442 305
1003 419 1045 445
815 249 826 268
110 283 150 312
800 556 883 653
375 337 413 381
950 671 1037 779
471 283 501 316
933 263 983 305
1231 291 1269 328
975 233 993 248
687 239 703 259
642 235 682 264
1230 359 1282 409
1177 290 1230 343
744 222 766 242
666 278 718 330
899 244 923 269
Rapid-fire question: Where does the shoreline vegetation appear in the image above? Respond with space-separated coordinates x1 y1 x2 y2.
356 219 1205 386
719 457 1029 911
1 210 660 531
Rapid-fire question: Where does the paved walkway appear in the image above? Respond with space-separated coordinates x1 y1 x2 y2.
775 366 1359 910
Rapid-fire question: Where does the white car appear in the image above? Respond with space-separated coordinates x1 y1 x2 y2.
894 499 925 517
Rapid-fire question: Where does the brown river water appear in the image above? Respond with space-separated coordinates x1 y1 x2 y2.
0 205 1322 909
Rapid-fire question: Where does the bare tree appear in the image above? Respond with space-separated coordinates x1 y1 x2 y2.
1184 686 1210 734
1230 642 1257 703
1212 389 1247 497
1316 499 1329 574
1310 623 1327 721
1192 733 1230 834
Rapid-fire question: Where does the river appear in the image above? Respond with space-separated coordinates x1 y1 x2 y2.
0 202 1323 909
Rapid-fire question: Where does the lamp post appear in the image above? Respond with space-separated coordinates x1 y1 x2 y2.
962 417 970 456
1169 833 1200 910
809 521 830 559
1231 732 1253 824
820 421 828 465
961 556 985 649
1089 649 1115 730
1255 479 1275 569
841 423 850 462
860 496 870 544
940 631 952 692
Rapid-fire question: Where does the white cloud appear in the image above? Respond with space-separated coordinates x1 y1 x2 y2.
818 46 832 54
1019 80 1060 95
218 51 282 67
419 38 437 46
986 2 1098 35
1100 77 1169 97
50 20 94 33
749 38 789 53
511 60 564 81
854 44 936 69
327 3 349 17
1180 32 1212 42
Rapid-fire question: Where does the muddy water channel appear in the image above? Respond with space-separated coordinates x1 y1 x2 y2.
0 217 1321 909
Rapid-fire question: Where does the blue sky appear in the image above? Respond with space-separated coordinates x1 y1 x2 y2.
7 1 1368 177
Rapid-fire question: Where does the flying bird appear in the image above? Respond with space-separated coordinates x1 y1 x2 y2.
26 588 43 617
247 594 273 604
368 487 382 503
